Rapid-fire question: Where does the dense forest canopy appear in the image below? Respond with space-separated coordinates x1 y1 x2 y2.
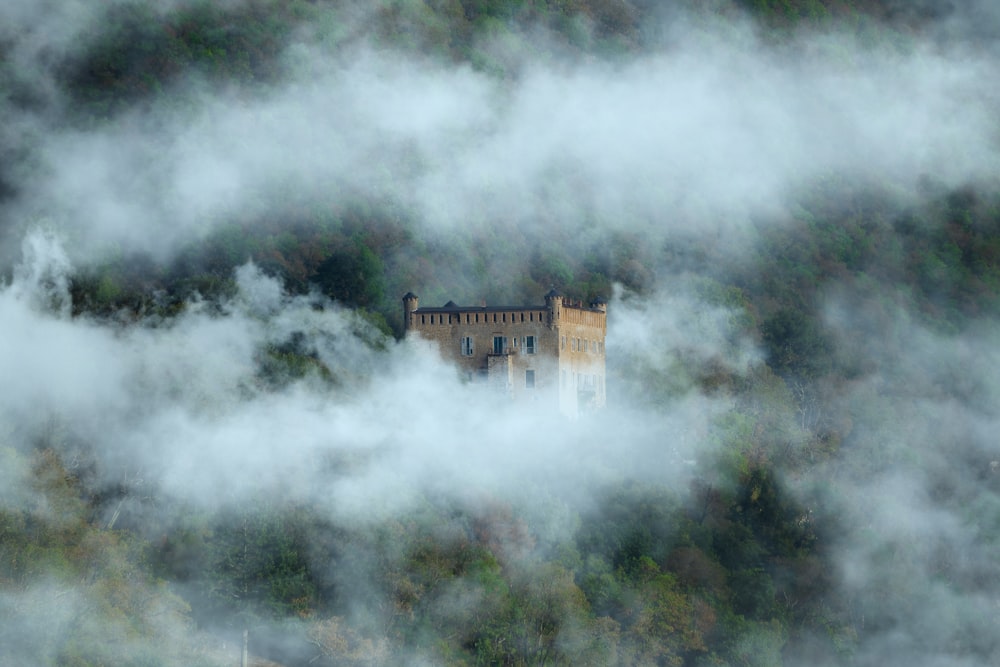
2 1 1000 665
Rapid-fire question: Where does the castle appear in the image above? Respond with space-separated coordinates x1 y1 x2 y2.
403 289 606 416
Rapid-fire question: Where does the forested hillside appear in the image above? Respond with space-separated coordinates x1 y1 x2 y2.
2 1 1000 665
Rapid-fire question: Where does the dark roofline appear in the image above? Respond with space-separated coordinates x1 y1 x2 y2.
413 303 547 314
404 290 607 315
413 302 606 315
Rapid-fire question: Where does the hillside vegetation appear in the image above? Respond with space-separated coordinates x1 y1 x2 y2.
2 1 999 665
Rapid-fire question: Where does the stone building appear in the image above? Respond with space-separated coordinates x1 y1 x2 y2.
403 289 606 416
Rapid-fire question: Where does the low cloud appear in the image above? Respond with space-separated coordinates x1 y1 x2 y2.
1 4 997 269
0 233 725 530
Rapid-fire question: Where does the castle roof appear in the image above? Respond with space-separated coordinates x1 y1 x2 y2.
412 302 546 314
412 300 606 314
405 291 606 314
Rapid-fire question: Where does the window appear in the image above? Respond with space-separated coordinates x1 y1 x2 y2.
493 336 506 354
525 335 536 354
525 370 535 388
461 336 474 356
561 335 566 350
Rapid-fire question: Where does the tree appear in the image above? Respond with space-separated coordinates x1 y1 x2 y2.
311 239 386 309
307 616 391 666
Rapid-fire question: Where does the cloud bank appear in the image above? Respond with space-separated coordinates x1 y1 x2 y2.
0 2 997 265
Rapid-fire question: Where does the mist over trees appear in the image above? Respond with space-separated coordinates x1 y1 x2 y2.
2 1 1000 665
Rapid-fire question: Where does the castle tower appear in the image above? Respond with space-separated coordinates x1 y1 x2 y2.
544 288 562 327
402 292 419 332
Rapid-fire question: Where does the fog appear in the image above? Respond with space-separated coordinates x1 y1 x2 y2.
3 2 999 262
2 231 718 523
2 0 1000 664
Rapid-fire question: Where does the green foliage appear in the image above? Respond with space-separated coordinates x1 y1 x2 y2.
569 437 843 660
201 505 322 624
311 238 387 309
760 307 833 380
62 1 299 119
0 449 79 585
307 615 392 666
530 251 575 290
3 442 852 665
256 332 336 389
0 448 209 667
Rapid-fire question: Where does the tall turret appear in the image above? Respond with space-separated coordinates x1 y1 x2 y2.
402 292 419 332
545 288 562 327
